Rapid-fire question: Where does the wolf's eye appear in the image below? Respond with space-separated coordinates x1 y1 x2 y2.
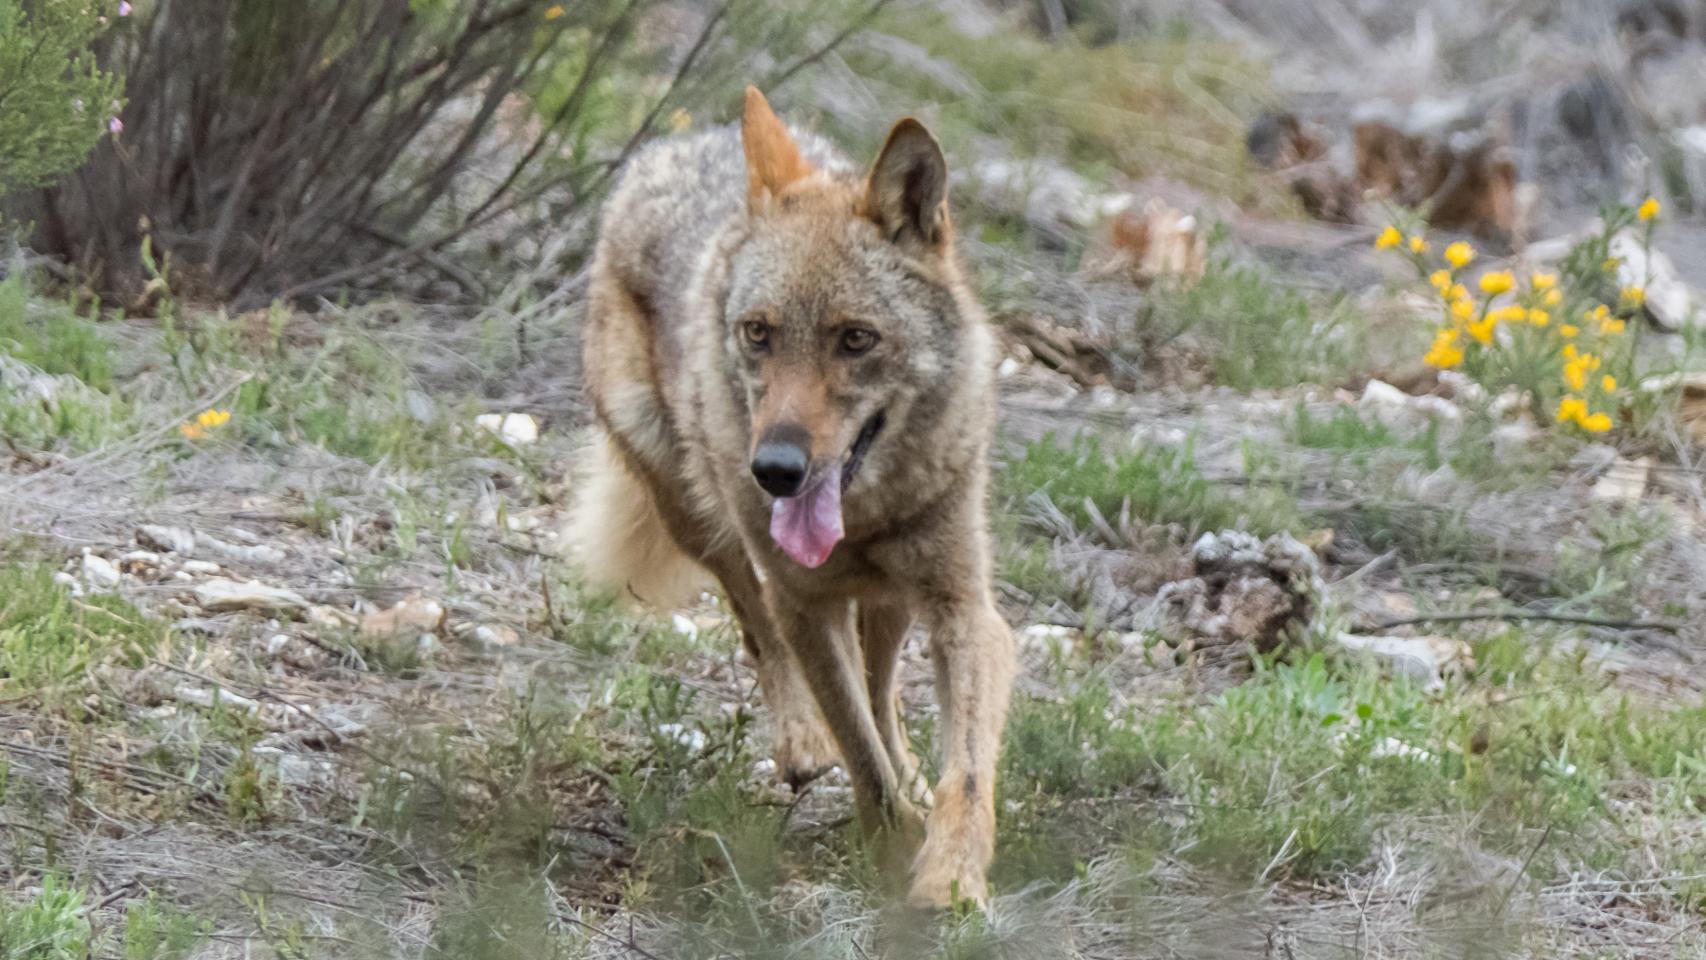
839 327 878 356
741 320 770 349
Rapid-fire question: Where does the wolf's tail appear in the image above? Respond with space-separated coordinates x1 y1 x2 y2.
565 430 707 609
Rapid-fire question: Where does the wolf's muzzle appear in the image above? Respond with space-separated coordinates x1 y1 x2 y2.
751 425 812 497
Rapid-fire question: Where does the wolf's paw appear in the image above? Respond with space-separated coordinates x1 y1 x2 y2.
771 710 840 791
905 791 992 910
905 844 988 911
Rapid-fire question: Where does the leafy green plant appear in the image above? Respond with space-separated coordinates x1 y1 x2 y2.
0 875 92 960
0 0 122 195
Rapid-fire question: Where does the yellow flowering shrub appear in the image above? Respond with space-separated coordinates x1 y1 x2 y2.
1374 198 1663 436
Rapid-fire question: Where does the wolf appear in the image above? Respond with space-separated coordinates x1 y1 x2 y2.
569 87 1015 908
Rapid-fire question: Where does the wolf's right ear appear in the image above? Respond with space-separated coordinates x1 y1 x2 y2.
863 118 949 251
742 86 814 212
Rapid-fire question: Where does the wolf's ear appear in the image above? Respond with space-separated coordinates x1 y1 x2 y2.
742 86 814 211
863 119 949 250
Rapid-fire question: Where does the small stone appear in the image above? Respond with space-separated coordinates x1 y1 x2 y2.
474 412 539 445
655 722 706 753
195 533 286 565
1590 457 1650 503
1332 632 1472 692
470 624 519 649
52 571 84 597
174 685 260 712
193 578 309 613
180 559 221 575
670 614 699 640
137 524 197 556
81 551 121 592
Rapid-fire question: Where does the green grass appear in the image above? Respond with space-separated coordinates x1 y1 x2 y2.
1135 252 1374 390
0 275 118 389
993 637 1706 897
0 564 164 716
999 432 1304 541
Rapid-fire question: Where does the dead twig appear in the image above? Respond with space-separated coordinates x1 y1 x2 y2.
1366 610 1683 633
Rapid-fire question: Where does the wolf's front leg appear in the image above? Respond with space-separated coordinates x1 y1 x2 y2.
772 595 925 867
909 595 1015 909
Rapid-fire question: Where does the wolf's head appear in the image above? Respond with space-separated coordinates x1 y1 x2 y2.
722 87 976 569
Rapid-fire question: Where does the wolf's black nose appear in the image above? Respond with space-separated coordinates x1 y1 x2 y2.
751 433 810 498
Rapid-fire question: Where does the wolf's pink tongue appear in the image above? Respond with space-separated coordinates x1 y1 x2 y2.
769 477 844 568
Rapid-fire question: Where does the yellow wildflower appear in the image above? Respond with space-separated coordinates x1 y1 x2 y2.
1562 344 1578 359
1527 308 1549 326
1479 271 1514 296
196 409 231 429
1375 225 1402 250
1564 358 1588 391
1444 242 1474 269
1409 235 1428 253
1622 286 1645 307
1599 317 1626 335
1450 297 1476 321
1556 396 1587 425
1559 323 1579 338
1492 305 1527 324
1424 329 1464 369
1429 270 1452 292
1638 197 1660 221
1447 283 1468 302
1602 375 1617 393
1543 288 1562 307
1531 272 1557 290
544 4 565 19
1467 316 1497 345
1580 411 1613 433
179 423 205 441
669 108 692 132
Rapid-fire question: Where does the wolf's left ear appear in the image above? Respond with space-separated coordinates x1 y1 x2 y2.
863 119 949 251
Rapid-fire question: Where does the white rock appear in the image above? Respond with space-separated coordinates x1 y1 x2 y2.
655 722 706 753
1334 632 1472 692
80 551 121 592
1019 623 1077 656
193 578 309 613
174 685 260 712
1609 231 1696 331
180 560 222 576
195 532 286 565
670 614 699 640
1591 457 1650 503
997 357 1022 379
136 524 197 556
470 624 519 648
474 412 539 445
51 571 84 597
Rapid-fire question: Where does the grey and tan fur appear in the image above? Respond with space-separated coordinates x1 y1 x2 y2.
569 87 1015 908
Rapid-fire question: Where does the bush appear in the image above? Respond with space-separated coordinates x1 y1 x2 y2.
0 0 123 195
11 0 888 308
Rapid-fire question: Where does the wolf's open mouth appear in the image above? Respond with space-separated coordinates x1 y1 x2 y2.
840 409 886 492
769 409 886 569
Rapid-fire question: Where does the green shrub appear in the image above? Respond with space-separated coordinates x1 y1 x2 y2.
0 0 122 195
